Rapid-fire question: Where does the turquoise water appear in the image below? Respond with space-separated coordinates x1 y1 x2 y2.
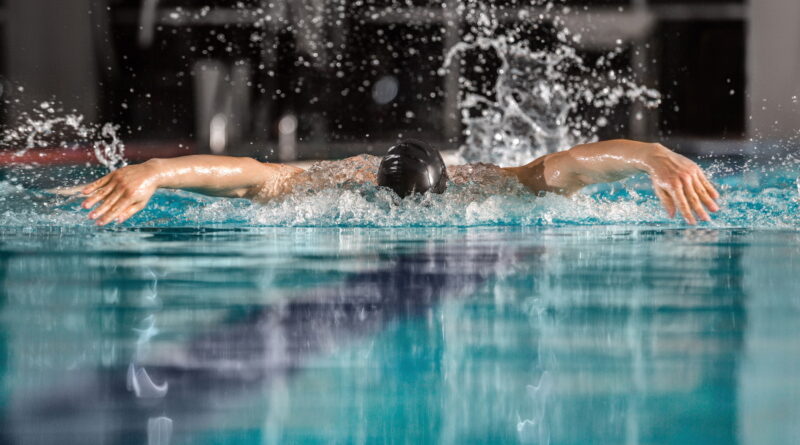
1 165 799 444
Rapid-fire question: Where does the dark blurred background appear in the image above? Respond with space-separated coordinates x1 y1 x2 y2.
0 0 797 162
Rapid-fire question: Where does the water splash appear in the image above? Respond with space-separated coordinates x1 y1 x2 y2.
1 101 127 169
445 1 660 166
92 123 127 170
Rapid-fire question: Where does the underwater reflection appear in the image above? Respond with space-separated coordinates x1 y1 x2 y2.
1 229 504 444
503 228 747 445
0 227 794 445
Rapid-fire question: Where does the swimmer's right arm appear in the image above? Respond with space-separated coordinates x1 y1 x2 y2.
81 155 303 225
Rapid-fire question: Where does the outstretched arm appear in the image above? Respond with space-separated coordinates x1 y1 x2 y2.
503 139 720 224
81 155 303 225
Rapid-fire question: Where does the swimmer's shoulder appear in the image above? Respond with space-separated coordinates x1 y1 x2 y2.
447 162 510 184
290 153 380 190
345 154 381 167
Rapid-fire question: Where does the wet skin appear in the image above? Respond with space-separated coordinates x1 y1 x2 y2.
81 139 719 226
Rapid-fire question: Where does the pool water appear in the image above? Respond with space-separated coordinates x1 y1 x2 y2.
1 166 799 444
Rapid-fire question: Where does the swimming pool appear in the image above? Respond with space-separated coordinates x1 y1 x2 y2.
1 164 799 444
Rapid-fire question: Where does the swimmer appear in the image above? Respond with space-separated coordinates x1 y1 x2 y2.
80 139 720 225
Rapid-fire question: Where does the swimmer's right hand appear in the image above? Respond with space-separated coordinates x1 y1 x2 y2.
81 160 162 225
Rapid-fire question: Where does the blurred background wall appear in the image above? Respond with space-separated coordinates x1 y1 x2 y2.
5 0 99 122
748 0 800 141
0 0 795 161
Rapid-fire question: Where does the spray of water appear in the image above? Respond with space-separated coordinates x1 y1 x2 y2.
445 1 660 166
1 101 127 170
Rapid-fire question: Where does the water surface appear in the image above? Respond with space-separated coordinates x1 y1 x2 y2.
1 223 798 444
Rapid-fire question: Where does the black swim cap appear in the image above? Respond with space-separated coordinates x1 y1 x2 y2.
377 140 448 198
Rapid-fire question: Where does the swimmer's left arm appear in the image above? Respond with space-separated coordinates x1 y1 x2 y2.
503 139 720 225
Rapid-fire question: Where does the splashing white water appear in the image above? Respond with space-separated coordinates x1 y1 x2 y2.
1 102 127 169
93 123 127 170
445 1 660 167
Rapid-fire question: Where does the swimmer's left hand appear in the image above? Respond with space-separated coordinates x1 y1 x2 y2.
81 160 162 225
644 144 720 225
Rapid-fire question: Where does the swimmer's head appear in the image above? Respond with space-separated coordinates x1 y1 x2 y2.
377 140 448 198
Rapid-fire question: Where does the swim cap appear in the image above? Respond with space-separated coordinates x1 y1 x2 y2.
377 140 448 198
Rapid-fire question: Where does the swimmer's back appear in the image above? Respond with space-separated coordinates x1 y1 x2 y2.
289 153 522 194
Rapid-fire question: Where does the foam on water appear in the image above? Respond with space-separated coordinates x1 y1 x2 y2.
183 169 799 228
0 158 796 229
